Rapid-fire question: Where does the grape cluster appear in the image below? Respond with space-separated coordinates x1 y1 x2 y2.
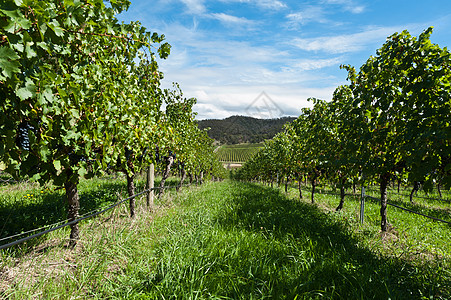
137 147 148 162
15 122 33 151
69 152 86 164
125 148 133 160
155 146 160 163
168 150 176 159
159 150 176 164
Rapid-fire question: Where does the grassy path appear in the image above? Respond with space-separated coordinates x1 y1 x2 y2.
1 180 449 299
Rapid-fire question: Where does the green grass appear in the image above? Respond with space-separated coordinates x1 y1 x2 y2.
0 173 178 250
305 183 451 260
1 180 449 299
288 181 451 294
142 182 449 299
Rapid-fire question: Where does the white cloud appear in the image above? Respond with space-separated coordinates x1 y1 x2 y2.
218 0 287 10
291 57 343 71
188 84 338 119
350 6 365 14
293 34 360 53
150 20 351 119
118 0 450 122
291 26 423 54
157 22 427 119
158 22 291 68
322 0 366 14
281 1 367 32
286 6 328 28
210 13 255 26
158 52 341 119
254 0 287 9
179 0 206 14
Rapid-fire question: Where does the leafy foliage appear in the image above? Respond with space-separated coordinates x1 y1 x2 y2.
0 0 171 185
0 0 224 245
237 27 451 231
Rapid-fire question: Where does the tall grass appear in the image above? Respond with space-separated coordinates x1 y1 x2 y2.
1 180 449 299
0 173 175 252
141 182 449 299
308 183 451 260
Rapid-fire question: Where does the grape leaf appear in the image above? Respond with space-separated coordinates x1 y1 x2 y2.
0 47 20 78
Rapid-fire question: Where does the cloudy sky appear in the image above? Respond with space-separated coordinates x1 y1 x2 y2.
117 0 451 120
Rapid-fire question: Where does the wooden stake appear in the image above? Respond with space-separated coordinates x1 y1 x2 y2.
147 164 154 211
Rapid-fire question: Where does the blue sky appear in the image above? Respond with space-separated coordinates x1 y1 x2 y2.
117 0 451 120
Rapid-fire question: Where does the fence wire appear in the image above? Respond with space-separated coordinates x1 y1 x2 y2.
0 183 194 251
393 191 451 203
364 195 451 225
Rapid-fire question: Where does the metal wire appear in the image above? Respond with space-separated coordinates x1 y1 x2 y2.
364 195 451 225
0 184 191 250
0 218 70 243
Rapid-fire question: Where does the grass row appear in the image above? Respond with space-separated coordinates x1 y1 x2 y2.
1 179 450 298
0 173 178 249
216 147 262 163
284 181 451 260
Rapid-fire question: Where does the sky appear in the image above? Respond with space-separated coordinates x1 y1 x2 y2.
117 0 451 120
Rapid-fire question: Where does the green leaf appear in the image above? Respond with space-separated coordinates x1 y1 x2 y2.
48 20 64 37
62 130 82 145
37 89 54 105
37 42 50 52
25 44 37 58
158 42 171 59
16 86 32 100
12 43 24 53
53 160 62 171
0 47 20 78
39 145 51 161
30 173 41 181
77 166 87 178
15 79 35 100
0 8 31 31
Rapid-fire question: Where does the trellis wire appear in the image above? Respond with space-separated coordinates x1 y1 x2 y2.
0 183 192 251
363 194 451 225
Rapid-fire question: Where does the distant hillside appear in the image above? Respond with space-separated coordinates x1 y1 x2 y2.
198 116 296 144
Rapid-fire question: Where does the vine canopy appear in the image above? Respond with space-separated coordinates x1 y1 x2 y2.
0 0 171 185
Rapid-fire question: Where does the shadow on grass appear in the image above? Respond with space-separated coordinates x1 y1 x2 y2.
305 184 450 225
0 176 172 251
0 182 128 250
229 183 449 298
361 192 451 225
144 181 448 299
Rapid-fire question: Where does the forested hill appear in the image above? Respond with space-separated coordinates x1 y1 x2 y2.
197 115 296 144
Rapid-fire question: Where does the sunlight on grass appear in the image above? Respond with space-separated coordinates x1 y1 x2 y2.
1 180 449 299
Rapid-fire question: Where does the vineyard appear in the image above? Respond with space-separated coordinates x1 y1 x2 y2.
1 0 450 298
236 27 451 235
216 143 263 163
0 0 225 248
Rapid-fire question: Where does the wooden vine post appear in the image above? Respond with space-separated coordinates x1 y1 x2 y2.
147 164 155 211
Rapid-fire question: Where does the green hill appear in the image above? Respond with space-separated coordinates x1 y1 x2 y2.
198 116 295 144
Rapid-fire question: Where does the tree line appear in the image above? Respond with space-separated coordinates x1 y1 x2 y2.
198 116 296 144
235 27 451 232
